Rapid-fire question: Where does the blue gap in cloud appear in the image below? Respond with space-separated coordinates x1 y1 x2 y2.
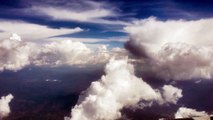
84 41 125 49
58 30 127 48
63 30 127 39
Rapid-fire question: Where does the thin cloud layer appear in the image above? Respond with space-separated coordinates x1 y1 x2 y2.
65 59 182 120
33 7 112 22
125 18 213 80
0 20 83 41
30 0 128 25
0 94 14 119
175 107 208 119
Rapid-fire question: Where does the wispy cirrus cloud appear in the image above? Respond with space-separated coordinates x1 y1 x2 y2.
28 0 129 25
33 7 112 22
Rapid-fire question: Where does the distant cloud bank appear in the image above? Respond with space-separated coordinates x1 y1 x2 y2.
0 33 126 71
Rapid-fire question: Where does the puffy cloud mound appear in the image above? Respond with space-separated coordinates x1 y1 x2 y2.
34 40 92 66
151 43 213 80
125 18 213 80
0 33 122 71
65 59 182 120
9 33 21 41
0 94 14 119
161 85 183 104
0 33 37 71
175 107 208 119
125 17 213 55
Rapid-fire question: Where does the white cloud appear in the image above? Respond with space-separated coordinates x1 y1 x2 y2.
34 40 92 66
161 85 182 104
34 7 112 22
0 34 38 71
0 34 125 71
151 43 213 80
0 94 14 119
9 33 21 41
65 59 182 120
125 18 213 80
125 17 213 54
30 1 129 25
0 20 83 41
136 84 183 109
175 107 208 119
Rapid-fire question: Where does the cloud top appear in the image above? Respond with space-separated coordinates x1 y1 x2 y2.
0 20 83 41
124 18 213 80
125 17 213 54
175 107 208 119
66 59 182 120
0 33 125 71
0 94 14 119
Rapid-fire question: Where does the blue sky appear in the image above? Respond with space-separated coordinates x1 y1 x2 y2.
0 0 212 47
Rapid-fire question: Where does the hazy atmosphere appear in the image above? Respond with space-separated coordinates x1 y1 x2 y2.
0 0 213 120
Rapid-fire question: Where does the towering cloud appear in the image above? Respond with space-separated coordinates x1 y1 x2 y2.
125 18 213 80
65 59 182 120
175 107 208 119
0 33 37 71
0 94 14 119
125 17 213 55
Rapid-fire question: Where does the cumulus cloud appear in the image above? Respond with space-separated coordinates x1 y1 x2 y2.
125 17 213 55
0 20 83 41
34 40 92 66
175 107 208 119
0 33 125 71
65 59 182 120
125 18 213 80
0 94 14 119
161 85 183 104
150 43 213 80
0 33 38 71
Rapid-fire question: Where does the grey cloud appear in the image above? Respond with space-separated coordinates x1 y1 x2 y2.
124 17 213 81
